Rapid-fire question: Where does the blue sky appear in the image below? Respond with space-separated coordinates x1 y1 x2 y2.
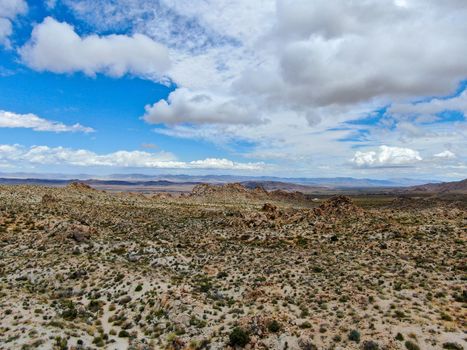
0 0 466 179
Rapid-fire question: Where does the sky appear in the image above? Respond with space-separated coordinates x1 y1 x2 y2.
0 0 466 180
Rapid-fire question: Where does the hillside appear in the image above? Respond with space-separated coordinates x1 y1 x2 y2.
408 178 467 194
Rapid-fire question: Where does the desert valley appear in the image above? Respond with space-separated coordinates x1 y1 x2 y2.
0 180 465 350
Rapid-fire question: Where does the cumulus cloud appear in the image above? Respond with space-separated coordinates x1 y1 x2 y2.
20 17 170 79
351 145 422 167
273 0 467 105
434 150 456 159
0 144 264 170
0 0 27 46
13 0 467 177
123 0 467 130
0 110 94 133
143 88 262 125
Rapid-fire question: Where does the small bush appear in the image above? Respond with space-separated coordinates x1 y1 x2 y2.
440 312 453 321
135 284 143 292
362 341 379 350
92 336 104 347
442 343 463 350
54 337 67 350
61 306 77 320
229 327 250 347
348 330 361 343
118 330 130 338
404 340 420 350
267 320 281 333
395 333 404 341
217 271 228 279
332 335 342 342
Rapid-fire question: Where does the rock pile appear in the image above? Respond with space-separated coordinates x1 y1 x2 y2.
314 195 363 217
66 181 94 191
47 221 96 243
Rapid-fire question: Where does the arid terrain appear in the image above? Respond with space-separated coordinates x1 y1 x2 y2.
0 182 465 350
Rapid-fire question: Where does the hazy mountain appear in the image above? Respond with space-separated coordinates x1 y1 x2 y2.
408 178 467 194
0 172 440 188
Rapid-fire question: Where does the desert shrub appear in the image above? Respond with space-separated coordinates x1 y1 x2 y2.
229 327 250 347
267 320 281 333
332 335 342 342
54 337 67 350
404 341 420 350
88 300 100 313
92 336 104 347
453 290 467 303
362 341 379 350
217 271 228 279
394 310 406 319
395 333 404 341
440 312 453 321
60 300 78 320
348 330 361 343
118 330 130 338
442 343 463 350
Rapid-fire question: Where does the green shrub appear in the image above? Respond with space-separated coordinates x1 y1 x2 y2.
405 340 420 350
440 312 453 321
216 271 228 279
54 337 67 350
60 303 78 320
267 320 281 333
442 343 463 350
348 330 361 343
118 330 130 338
92 336 105 347
229 327 250 347
362 341 379 350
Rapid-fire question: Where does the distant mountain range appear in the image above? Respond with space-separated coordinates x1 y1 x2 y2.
0 172 440 188
0 173 465 195
407 178 467 194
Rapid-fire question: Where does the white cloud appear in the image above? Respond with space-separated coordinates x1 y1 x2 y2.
0 144 264 170
0 0 27 46
389 90 467 121
95 0 467 135
0 0 27 18
434 150 456 159
0 17 11 45
351 145 422 167
188 158 263 170
20 17 170 79
143 88 262 125
0 110 94 133
13 0 467 177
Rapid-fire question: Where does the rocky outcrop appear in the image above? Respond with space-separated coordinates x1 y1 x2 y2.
314 195 363 217
191 183 268 199
66 182 94 191
190 183 311 203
